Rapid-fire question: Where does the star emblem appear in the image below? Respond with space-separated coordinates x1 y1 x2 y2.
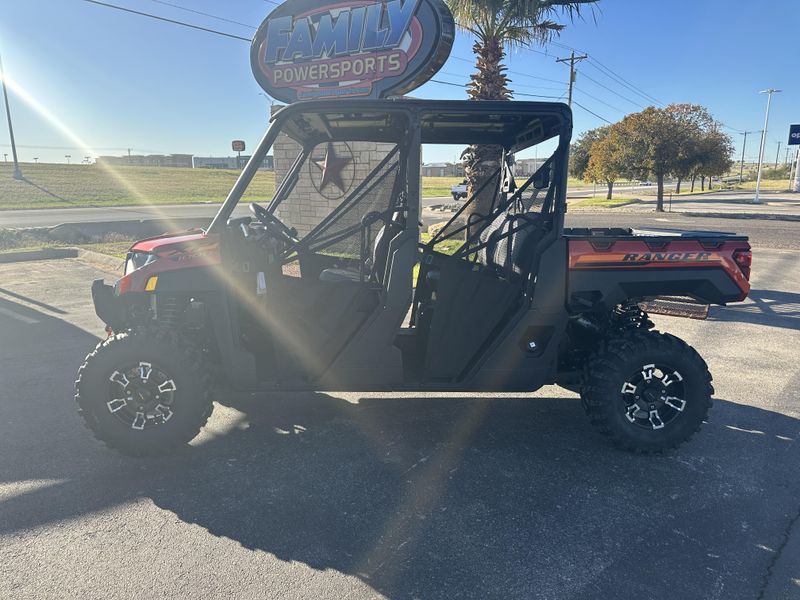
312 143 352 193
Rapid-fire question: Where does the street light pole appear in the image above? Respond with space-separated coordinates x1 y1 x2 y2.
775 141 781 169
0 50 22 180
754 89 781 204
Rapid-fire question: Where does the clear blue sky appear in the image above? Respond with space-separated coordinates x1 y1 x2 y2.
1 0 798 165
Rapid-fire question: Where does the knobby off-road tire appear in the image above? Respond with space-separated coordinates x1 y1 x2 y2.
75 328 214 456
581 331 713 453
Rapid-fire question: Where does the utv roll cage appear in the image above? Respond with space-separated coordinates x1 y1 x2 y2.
207 98 572 240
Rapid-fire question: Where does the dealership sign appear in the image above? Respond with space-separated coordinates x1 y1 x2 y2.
251 0 455 103
789 124 800 146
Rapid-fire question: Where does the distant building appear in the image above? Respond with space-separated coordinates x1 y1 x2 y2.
514 158 545 177
422 162 464 178
193 155 274 171
96 154 194 168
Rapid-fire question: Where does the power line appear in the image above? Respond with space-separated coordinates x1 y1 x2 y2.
571 100 612 124
573 87 624 114
82 1 638 122
148 0 256 29
429 78 561 99
82 0 251 42
438 70 564 92
585 58 663 106
449 55 566 85
577 71 645 108
548 40 664 106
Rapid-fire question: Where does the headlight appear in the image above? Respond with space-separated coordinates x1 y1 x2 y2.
124 251 158 275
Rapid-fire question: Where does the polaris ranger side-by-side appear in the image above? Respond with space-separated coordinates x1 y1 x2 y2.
76 100 752 455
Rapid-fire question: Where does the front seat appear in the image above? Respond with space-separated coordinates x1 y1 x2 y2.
320 212 405 285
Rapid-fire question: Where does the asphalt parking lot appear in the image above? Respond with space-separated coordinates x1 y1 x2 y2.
1 247 799 599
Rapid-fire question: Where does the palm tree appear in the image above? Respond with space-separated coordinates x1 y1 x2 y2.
447 0 596 220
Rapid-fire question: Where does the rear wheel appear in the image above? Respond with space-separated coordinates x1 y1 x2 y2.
580 331 713 453
75 329 214 456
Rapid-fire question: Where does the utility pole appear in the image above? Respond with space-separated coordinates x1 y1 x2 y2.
754 89 781 204
775 141 781 169
556 51 588 107
0 49 22 180
786 147 791 165
739 131 756 183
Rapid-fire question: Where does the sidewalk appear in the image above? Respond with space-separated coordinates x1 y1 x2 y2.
570 189 800 220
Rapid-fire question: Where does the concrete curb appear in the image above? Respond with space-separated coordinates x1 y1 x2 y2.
0 247 78 264
76 248 125 272
0 246 123 272
676 211 800 222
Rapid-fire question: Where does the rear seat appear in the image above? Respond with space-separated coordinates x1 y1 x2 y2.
478 211 543 281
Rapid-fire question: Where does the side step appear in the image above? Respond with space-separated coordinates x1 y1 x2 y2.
639 296 710 320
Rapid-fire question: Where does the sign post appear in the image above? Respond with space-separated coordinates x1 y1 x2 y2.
789 125 800 193
250 0 454 104
232 140 246 169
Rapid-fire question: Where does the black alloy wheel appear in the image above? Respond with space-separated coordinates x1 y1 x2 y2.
580 331 713 453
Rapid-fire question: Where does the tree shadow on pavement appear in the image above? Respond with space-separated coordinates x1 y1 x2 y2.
710 288 800 330
1 294 799 600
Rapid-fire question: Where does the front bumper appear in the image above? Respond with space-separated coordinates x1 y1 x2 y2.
92 279 125 330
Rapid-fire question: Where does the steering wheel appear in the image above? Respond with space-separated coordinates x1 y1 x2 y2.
249 202 300 246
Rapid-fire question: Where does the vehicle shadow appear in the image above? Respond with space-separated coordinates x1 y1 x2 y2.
2 309 800 600
709 288 800 330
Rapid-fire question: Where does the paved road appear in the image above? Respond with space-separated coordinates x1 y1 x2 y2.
1 249 799 599
4 190 797 229
565 211 800 251
0 196 454 229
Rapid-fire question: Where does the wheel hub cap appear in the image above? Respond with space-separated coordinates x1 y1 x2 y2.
621 363 686 430
107 362 177 431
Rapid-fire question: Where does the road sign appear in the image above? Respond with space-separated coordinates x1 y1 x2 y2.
250 0 455 103
789 124 800 146
232 140 246 152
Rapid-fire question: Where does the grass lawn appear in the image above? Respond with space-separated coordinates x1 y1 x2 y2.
0 228 135 259
571 196 640 208
420 176 463 198
0 163 465 210
0 163 276 210
734 180 791 191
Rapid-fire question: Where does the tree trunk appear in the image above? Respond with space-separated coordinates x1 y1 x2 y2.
690 175 696 192
656 173 665 212
463 35 512 230
701 175 706 191
676 178 682 194
606 180 614 200
708 176 712 190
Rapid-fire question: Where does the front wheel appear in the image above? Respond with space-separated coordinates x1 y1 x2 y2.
75 329 214 456
580 331 713 453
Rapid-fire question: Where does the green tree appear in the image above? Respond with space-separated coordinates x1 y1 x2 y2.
698 127 734 188
569 125 609 180
449 0 597 218
614 104 717 211
584 125 625 199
